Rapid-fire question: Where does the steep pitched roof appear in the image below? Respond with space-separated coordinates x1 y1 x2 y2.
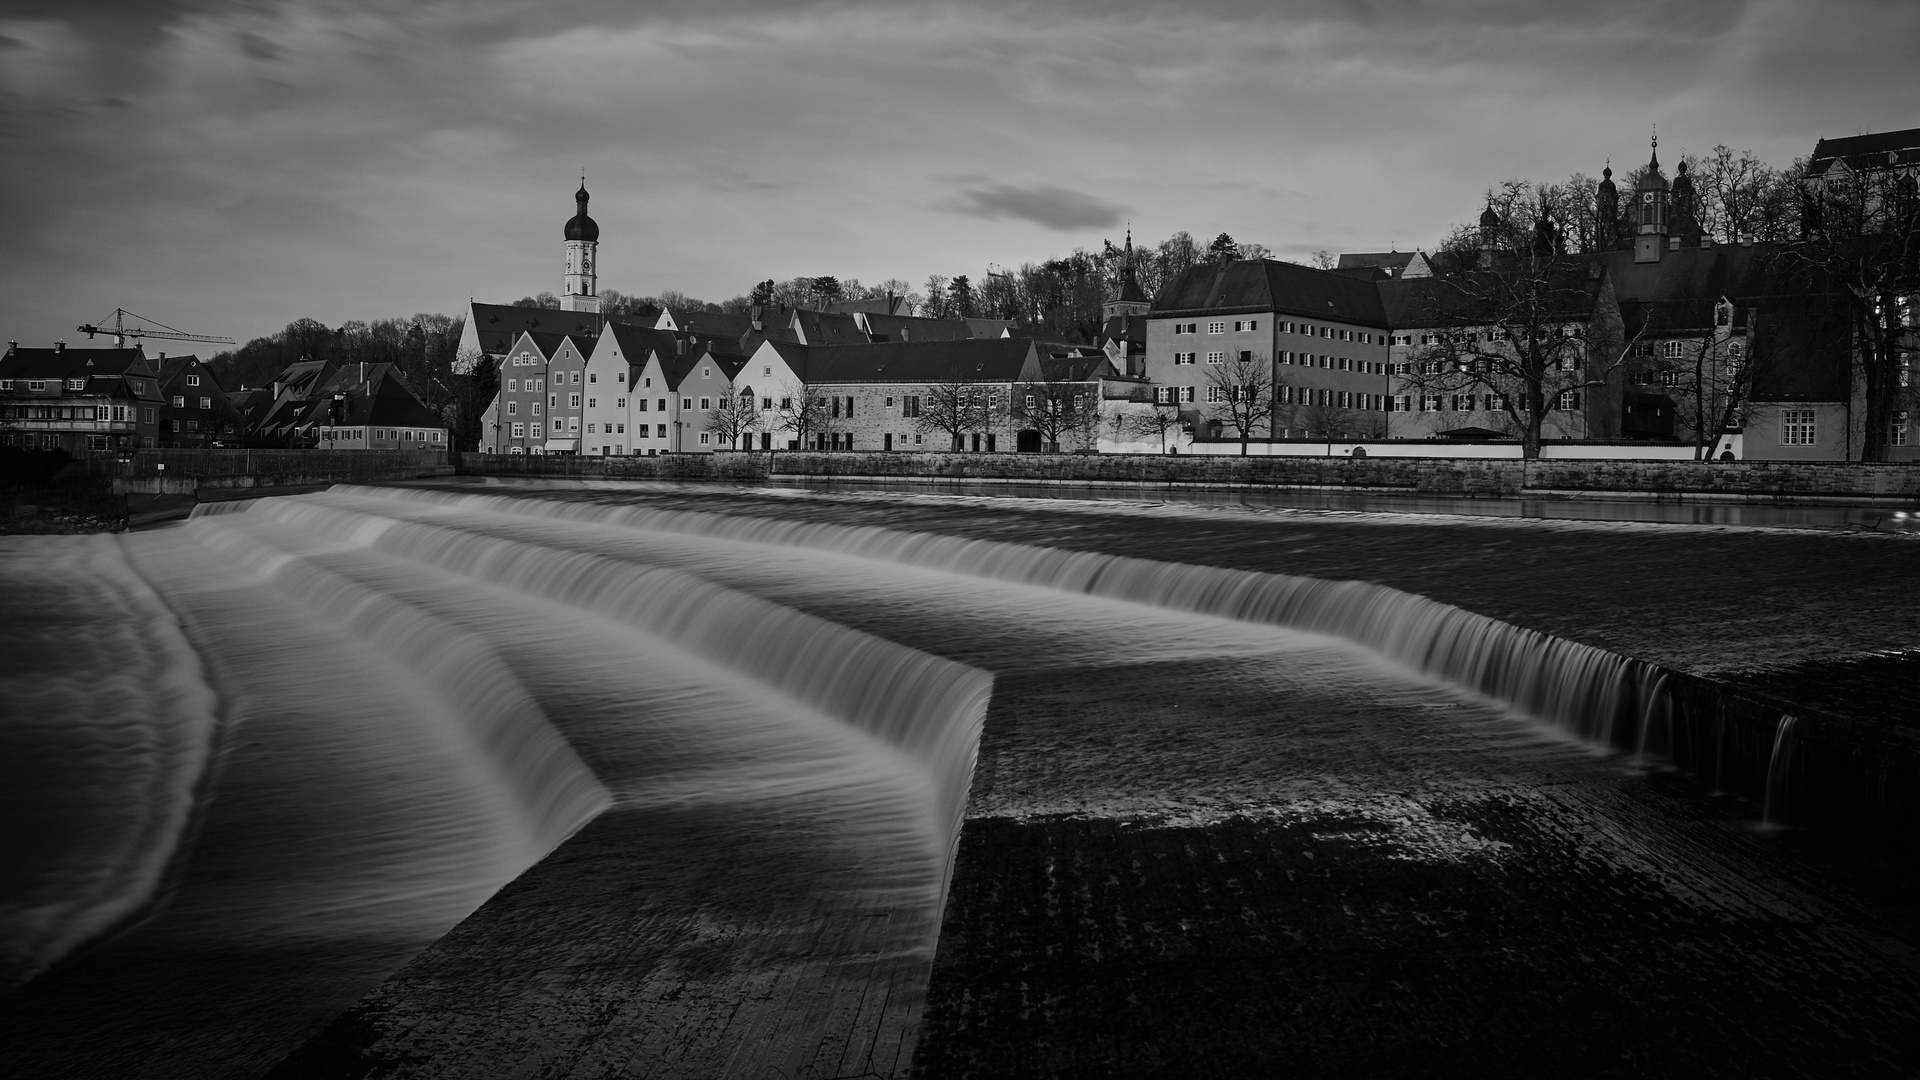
1155 258 1390 326
801 338 1040 384
304 364 441 429
860 312 977 343
793 308 868 346
659 307 755 341
1807 127 1920 177
0 346 154 380
606 322 681 366
1038 353 1116 382
470 303 601 354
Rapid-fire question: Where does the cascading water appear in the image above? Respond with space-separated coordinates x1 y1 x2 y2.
326 483 1672 750
1764 714 1800 826
7 482 1718 1078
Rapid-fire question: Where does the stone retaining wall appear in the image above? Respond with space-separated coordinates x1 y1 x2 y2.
94 449 451 494
462 451 1920 503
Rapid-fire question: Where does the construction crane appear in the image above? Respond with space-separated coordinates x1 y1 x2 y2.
76 308 236 349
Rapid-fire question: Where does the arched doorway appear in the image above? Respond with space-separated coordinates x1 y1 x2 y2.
1017 429 1043 453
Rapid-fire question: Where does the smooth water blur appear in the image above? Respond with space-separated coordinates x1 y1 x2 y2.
3 481 1691 1077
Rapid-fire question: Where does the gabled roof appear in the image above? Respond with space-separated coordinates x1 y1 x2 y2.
605 322 681 366
860 311 977 343
1807 127 1920 177
793 308 868 346
470 303 601 354
315 365 441 429
1155 258 1390 327
1375 258 1602 329
1100 314 1148 347
0 346 154 381
658 307 755 341
964 318 1016 338
825 295 907 316
1038 353 1116 382
801 338 1040 384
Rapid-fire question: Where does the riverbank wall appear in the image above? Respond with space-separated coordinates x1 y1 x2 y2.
461 451 1920 504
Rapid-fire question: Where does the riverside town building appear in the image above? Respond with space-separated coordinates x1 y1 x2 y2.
465 133 1917 461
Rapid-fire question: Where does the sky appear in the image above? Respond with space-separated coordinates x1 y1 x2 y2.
3 0 1917 350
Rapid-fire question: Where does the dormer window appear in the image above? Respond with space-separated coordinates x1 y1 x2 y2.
66 378 85 390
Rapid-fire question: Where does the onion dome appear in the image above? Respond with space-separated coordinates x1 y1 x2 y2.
1479 201 1500 228
1598 164 1616 194
1671 158 1694 197
564 182 599 242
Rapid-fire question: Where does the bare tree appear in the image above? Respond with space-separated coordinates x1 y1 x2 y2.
775 378 826 450
916 364 1000 451
1791 163 1920 461
704 388 761 450
1399 251 1641 458
1127 399 1186 453
1201 355 1275 455
1014 369 1098 452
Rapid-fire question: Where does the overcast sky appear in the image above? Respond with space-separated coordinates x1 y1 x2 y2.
3 0 1916 350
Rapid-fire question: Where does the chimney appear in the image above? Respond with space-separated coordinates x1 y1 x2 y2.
158 350 167 359
5 341 15 355
53 340 65 352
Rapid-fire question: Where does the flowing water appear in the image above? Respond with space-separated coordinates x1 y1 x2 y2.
11 481 1879 1078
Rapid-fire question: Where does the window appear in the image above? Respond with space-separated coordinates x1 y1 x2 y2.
0 380 10 389
1393 395 1411 412
1320 355 1331 369
531 402 542 416
699 432 711 445
65 378 85 390
1175 352 1196 365
532 423 544 438
1207 351 1225 364
1207 385 1225 403
1338 357 1351 372
199 397 211 409
1182 387 1196 403
571 371 581 384
511 422 525 438
1207 321 1226 334
1487 393 1508 410
617 397 626 408
588 398 597 408
1892 412 1910 446
1556 389 1582 411
1173 322 1198 335
1246 320 1258 331
657 424 667 437
681 398 692 410
1781 409 1817 446
1452 394 1474 411
1339 329 1351 342
700 396 712 410
26 380 46 391
507 378 518 392
1659 371 1681 387
1420 395 1440 412
170 395 184 407
1421 333 1439 346
637 398 649 412
186 374 200 386
903 395 921 417
1663 340 1687 358
589 372 597 383
1728 341 1746 360
569 393 581 409
703 367 712 378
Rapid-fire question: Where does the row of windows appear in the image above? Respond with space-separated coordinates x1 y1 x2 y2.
169 396 215 409
1276 387 1389 410
0 404 134 422
1170 320 1382 344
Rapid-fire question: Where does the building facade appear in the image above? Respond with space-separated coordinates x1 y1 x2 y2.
0 343 163 452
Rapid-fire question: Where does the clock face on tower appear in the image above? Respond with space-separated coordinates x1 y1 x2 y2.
1643 192 1655 204
583 253 593 273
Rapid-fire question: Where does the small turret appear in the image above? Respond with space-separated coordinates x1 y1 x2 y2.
1596 163 1620 250
1633 134 1669 264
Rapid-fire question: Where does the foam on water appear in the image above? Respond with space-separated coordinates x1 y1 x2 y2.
329 484 1670 749
0 536 220 991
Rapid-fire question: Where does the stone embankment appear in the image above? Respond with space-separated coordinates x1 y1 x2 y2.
464 450 1920 504
98 449 453 495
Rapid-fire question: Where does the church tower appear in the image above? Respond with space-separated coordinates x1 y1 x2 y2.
1103 228 1151 321
1633 135 1669 264
563 178 600 314
1670 158 1701 246
1595 163 1620 251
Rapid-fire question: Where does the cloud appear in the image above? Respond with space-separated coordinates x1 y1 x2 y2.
940 183 1124 231
237 31 284 61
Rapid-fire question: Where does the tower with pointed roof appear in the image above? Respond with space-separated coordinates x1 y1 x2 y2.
1633 135 1670 264
1669 158 1701 246
563 178 600 313
1596 162 1620 250
1103 228 1152 321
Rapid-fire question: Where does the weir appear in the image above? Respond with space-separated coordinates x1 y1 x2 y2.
5 482 1915 1078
